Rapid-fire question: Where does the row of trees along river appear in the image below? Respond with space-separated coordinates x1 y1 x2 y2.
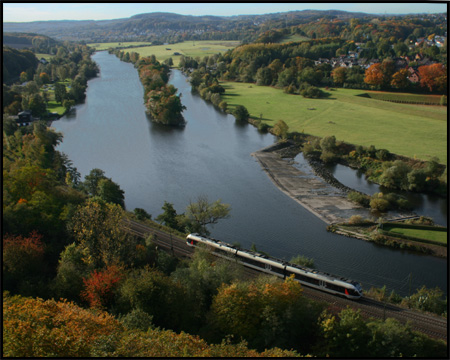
51 51 447 297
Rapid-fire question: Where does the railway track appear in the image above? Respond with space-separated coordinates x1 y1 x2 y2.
120 218 447 341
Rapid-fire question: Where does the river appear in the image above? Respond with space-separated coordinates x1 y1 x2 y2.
52 51 447 296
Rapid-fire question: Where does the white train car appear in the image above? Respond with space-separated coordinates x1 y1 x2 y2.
186 233 363 300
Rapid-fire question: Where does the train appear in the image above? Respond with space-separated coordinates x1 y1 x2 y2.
186 233 363 300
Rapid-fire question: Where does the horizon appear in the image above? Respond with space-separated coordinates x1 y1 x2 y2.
3 2 448 23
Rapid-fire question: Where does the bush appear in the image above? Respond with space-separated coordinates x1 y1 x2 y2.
119 308 154 332
370 197 390 212
347 191 370 207
290 254 315 268
375 148 391 161
233 105 249 122
257 122 270 132
320 150 338 164
348 215 366 225
218 101 228 112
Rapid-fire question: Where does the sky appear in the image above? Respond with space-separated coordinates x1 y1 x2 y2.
3 2 448 22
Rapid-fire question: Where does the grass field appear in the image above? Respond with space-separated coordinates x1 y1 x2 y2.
278 34 310 43
87 42 152 51
384 226 447 245
88 40 240 67
35 53 55 61
220 82 447 163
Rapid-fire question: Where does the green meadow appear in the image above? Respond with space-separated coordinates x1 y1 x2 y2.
87 42 152 51
384 226 447 245
278 34 310 43
88 40 240 67
220 83 447 163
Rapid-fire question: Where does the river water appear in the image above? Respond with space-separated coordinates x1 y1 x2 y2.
52 51 447 296
322 160 448 227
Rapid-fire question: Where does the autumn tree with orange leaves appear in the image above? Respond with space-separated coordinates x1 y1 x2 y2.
418 63 447 93
364 63 384 87
81 265 123 309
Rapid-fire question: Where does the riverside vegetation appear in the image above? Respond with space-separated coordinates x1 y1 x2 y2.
3 38 99 119
109 49 186 126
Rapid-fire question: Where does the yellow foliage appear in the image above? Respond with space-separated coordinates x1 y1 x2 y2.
3 293 301 357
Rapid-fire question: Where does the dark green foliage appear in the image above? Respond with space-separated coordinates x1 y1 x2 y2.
52 243 90 303
232 105 250 122
133 208 152 221
96 178 125 209
290 254 315 268
347 191 370 207
116 266 190 332
3 46 38 84
119 308 154 332
54 83 67 104
156 201 182 231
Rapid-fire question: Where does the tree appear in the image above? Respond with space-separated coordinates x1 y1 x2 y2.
255 66 273 86
3 231 46 294
54 82 67 104
418 63 447 93
331 66 347 85
3 293 123 357
70 199 138 268
171 247 243 332
379 160 411 190
364 63 384 87
272 120 289 140
116 266 188 331
185 195 230 236
39 72 50 84
232 105 249 122
28 93 47 117
320 135 337 152
319 308 372 357
156 201 182 231
96 177 125 208
81 265 123 309
52 242 90 302
391 68 410 89
83 168 106 196
63 99 75 112
211 276 324 352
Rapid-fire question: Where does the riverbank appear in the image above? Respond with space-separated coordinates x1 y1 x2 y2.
251 143 415 225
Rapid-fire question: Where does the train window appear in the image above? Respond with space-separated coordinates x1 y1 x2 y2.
347 288 360 296
271 266 284 275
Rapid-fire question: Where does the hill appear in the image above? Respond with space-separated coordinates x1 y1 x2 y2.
3 9 373 43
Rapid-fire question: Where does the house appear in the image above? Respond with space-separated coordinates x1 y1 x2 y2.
407 67 420 83
39 58 48 64
16 110 37 126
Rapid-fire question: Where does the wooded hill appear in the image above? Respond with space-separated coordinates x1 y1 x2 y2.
3 9 395 43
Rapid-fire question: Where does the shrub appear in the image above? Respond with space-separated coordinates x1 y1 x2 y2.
347 191 370 207
370 197 390 212
320 150 338 164
233 105 249 122
218 101 228 112
290 254 315 268
348 215 366 225
257 122 270 132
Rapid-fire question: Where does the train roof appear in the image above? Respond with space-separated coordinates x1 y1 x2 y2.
187 234 361 286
